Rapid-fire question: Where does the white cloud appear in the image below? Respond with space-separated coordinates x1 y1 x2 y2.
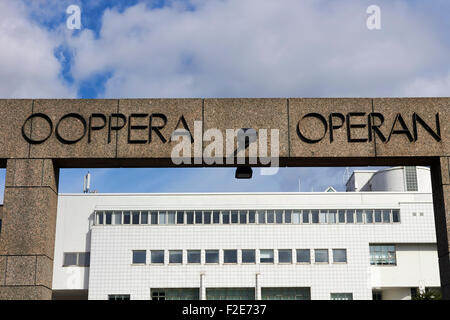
68 0 450 98
0 1 75 98
403 72 450 97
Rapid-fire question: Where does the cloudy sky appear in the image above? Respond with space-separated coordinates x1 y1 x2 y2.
0 0 448 195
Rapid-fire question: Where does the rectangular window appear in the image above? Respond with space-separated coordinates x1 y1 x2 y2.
132 250 146 264
140 211 148 224
356 210 364 223
267 210 275 223
108 295 130 300
338 210 345 223
366 210 374 223
222 211 230 224
132 211 140 225
278 249 292 263
150 211 158 224
177 211 184 224
315 249 329 263
151 250 165 264
239 211 247 224
302 210 310 223
319 210 327 223
224 250 237 263
187 250 201 264
213 211 220 224
311 210 319 223
123 211 131 224
231 211 238 224
186 211 194 224
382 210 391 223
63 253 78 266
328 210 336 224
331 293 353 300
205 250 219 264
260 249 274 263
275 210 283 224
284 210 292 223
242 250 256 263
370 245 396 265
169 250 182 264
167 211 176 224
113 211 122 225
248 210 256 223
333 249 347 263
258 210 266 224
346 210 355 223
195 211 203 224
374 210 382 223
203 211 212 224
105 211 112 225
78 252 90 267
296 249 310 263
392 209 400 223
292 211 301 224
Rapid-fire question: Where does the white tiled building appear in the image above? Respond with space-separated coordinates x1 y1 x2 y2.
52 166 440 300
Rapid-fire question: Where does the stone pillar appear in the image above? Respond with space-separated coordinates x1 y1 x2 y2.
0 159 59 300
431 157 450 300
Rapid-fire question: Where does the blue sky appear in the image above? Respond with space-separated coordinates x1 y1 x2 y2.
0 0 448 196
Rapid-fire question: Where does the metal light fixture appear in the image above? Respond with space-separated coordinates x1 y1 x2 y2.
235 166 252 179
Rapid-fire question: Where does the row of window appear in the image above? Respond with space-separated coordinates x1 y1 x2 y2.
95 209 400 226
131 248 347 265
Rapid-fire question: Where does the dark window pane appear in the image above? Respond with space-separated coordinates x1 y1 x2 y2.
392 210 400 223
132 250 146 264
64 253 77 266
278 250 292 263
224 250 237 263
97 212 104 225
187 250 201 263
374 210 382 223
382 210 391 223
186 211 194 224
267 210 274 223
296 249 310 263
105 211 112 225
177 211 184 224
242 250 255 263
231 211 238 224
222 211 230 224
302 210 310 223
366 210 374 223
333 249 347 263
346 210 355 223
213 211 220 224
195 211 202 224
315 249 329 263
78 252 90 266
275 210 283 224
338 210 345 223
141 211 148 224
239 211 247 224
151 250 164 264
311 210 319 223
356 210 364 223
132 211 140 225
204 211 212 224
248 210 256 223
206 250 219 263
284 210 292 223
123 211 131 224
169 250 182 264
150 211 158 224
